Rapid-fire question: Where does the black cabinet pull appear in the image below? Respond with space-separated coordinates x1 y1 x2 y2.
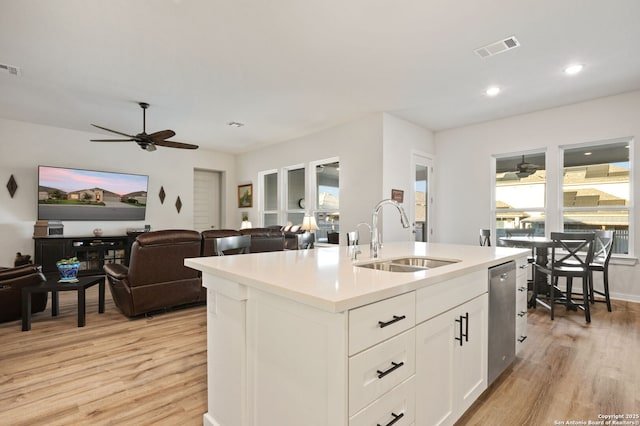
518 335 528 343
377 412 404 426
455 316 463 346
463 312 469 342
517 311 526 317
518 286 527 292
378 315 406 328
455 313 469 346
376 361 404 379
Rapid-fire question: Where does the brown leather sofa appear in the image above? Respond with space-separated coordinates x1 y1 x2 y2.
283 228 315 250
239 228 285 252
103 229 205 317
0 264 47 323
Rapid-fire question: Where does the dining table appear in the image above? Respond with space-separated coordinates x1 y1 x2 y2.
499 235 554 309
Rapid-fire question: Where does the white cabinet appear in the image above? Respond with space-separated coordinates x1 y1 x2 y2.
515 256 529 355
415 293 488 426
199 264 503 426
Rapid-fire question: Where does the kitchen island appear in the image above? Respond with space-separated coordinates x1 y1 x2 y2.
185 241 528 426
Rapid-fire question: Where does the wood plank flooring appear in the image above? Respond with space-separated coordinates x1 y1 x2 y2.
1 284 638 425
0 283 207 426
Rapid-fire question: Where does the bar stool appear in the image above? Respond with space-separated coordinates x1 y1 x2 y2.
588 230 615 311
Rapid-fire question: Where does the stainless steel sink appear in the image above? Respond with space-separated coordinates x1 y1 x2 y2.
392 257 460 268
356 256 460 272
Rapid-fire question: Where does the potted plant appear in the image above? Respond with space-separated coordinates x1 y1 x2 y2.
56 256 80 282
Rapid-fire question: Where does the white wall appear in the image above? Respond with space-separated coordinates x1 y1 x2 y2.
433 90 640 301
0 118 236 266
236 113 435 246
237 113 384 245
382 113 435 242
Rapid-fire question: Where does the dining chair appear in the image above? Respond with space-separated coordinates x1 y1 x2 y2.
479 229 491 246
212 235 252 256
534 232 595 322
588 230 615 312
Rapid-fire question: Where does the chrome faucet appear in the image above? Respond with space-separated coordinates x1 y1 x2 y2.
371 199 410 258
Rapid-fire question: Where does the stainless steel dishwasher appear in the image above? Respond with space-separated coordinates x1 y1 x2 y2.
488 260 516 385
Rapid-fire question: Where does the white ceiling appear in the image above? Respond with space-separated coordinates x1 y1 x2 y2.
1 0 639 154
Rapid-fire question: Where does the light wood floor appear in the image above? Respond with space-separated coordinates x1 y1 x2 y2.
1 286 638 426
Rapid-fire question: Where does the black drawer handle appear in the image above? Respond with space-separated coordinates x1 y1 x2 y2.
377 412 404 426
519 264 529 269
378 315 406 328
518 335 528 343
518 286 527 292
517 311 526 317
377 361 404 379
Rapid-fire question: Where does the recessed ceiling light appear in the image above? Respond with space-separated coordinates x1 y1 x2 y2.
485 86 501 97
584 152 592 156
227 121 244 128
564 64 584 75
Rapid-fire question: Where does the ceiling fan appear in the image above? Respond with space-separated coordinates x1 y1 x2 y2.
90 102 198 152
514 155 542 178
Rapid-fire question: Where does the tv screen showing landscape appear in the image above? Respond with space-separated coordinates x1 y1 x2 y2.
38 166 149 221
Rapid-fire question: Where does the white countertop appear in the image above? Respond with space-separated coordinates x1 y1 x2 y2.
185 242 528 313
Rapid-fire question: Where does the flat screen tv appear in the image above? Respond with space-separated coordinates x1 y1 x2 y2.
38 165 149 221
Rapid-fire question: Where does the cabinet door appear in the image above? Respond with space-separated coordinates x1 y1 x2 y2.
415 293 488 426
34 239 69 275
415 308 456 426
454 293 488 417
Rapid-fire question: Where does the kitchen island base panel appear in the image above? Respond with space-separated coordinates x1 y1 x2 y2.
187 243 528 426
205 280 348 426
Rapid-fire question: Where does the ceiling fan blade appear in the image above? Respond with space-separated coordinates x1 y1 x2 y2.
90 138 135 142
148 129 176 141
154 140 199 150
91 124 136 139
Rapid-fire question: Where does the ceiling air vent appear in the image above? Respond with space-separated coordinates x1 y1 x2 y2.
0 63 21 76
474 36 520 58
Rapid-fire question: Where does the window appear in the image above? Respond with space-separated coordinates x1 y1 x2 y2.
494 152 546 239
286 166 305 226
313 160 340 243
561 139 631 254
261 170 279 226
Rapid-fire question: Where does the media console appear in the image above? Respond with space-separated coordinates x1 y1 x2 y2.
34 235 131 278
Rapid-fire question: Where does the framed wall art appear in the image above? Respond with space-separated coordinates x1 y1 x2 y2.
238 184 253 208
391 189 404 203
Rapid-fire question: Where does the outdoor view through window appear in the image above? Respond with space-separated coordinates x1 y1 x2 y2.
495 152 546 238
495 139 631 255
562 141 630 254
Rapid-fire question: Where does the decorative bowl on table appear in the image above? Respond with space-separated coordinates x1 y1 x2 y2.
56 257 80 282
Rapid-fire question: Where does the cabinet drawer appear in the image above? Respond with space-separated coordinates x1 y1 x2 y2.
515 315 527 355
349 292 415 355
349 329 415 416
515 256 529 278
416 269 487 324
350 376 415 426
516 291 528 318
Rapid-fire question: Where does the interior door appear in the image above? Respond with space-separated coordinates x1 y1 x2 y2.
193 169 221 232
411 153 433 242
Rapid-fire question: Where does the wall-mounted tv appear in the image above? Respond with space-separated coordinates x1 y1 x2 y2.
38 165 149 221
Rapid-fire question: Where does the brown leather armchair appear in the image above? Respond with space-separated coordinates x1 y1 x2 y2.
103 229 204 317
0 264 47 323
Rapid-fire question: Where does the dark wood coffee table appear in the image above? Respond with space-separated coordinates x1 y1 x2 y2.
21 275 105 331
